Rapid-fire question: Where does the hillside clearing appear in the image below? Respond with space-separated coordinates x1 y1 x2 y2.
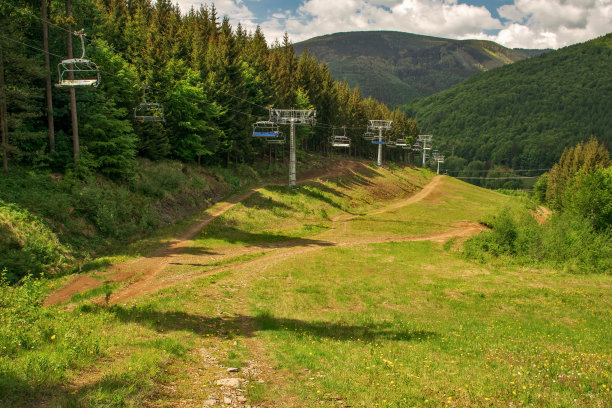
2 162 610 407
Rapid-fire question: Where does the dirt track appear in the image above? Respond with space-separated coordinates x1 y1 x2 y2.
45 166 483 306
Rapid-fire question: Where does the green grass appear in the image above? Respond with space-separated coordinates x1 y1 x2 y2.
2 167 610 407
194 165 432 249
247 241 612 407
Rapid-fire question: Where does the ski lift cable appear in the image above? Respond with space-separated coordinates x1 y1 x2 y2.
0 0 272 112
0 29 405 135
3 2 408 133
0 33 263 121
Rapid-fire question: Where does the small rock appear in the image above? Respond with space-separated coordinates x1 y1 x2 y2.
227 367 240 373
203 399 216 407
237 396 247 403
224 396 232 404
216 378 243 388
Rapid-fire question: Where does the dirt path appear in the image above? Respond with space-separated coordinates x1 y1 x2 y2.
44 160 367 306
45 170 481 307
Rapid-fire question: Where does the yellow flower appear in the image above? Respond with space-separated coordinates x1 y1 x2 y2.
50 335 55 340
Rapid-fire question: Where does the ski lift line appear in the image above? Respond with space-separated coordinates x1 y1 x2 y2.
0 32 360 127
0 33 65 60
0 0 271 113
2 27 408 134
0 0 74 36
0 33 263 121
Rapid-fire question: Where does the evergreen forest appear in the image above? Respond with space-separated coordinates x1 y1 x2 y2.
404 33 612 177
0 0 417 177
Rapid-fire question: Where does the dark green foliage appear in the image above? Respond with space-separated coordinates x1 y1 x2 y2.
464 206 612 274
0 159 231 280
466 141 612 273
406 34 612 171
294 31 547 106
544 138 610 210
0 202 72 282
564 167 612 231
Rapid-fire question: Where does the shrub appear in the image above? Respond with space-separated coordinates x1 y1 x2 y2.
0 202 72 282
464 205 612 274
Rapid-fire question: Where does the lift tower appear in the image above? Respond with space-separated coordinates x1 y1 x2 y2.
418 135 433 168
269 108 316 189
369 120 393 167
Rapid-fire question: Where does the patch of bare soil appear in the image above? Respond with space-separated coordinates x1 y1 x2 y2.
533 205 553 224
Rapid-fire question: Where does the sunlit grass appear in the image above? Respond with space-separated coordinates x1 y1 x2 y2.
247 241 612 407
4 165 610 407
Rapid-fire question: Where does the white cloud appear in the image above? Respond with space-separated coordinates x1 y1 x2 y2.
176 0 256 21
176 0 612 49
496 0 612 48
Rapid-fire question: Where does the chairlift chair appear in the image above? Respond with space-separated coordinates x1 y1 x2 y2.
412 143 422 153
386 140 397 149
331 135 350 148
134 85 164 122
396 138 408 147
252 121 280 138
56 29 100 88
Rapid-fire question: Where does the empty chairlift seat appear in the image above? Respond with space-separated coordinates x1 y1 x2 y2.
252 121 280 137
331 135 350 148
56 30 100 88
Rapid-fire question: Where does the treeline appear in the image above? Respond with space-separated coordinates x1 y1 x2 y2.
0 0 418 177
404 33 612 172
464 139 611 273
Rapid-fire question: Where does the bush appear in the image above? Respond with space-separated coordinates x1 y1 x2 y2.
564 167 612 231
464 205 612 274
0 202 72 282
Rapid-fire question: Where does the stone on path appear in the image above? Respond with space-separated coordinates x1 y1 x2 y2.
216 378 243 388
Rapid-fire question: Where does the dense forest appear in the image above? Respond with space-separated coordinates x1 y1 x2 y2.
0 0 423 282
0 0 418 177
404 33 612 175
295 31 547 107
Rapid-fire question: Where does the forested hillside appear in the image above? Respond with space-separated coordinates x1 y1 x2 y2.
404 33 612 171
0 0 420 281
294 31 547 106
0 0 417 177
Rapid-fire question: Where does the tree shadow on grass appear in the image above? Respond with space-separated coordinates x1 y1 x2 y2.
79 304 438 343
238 190 294 211
196 223 335 249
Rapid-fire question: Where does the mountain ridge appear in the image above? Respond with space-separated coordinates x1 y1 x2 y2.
294 30 548 106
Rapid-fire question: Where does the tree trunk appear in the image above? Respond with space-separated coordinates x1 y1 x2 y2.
66 0 79 165
0 42 8 173
42 0 55 152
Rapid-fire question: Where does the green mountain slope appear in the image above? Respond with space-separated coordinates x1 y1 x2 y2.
404 33 612 170
294 31 547 106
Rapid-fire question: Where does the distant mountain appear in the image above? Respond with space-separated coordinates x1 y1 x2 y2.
294 31 547 106
404 33 612 170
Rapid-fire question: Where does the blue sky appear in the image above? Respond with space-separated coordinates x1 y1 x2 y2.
176 0 612 49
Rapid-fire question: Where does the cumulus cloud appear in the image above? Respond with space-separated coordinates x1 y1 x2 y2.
176 0 612 49
496 0 612 48
176 0 256 22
